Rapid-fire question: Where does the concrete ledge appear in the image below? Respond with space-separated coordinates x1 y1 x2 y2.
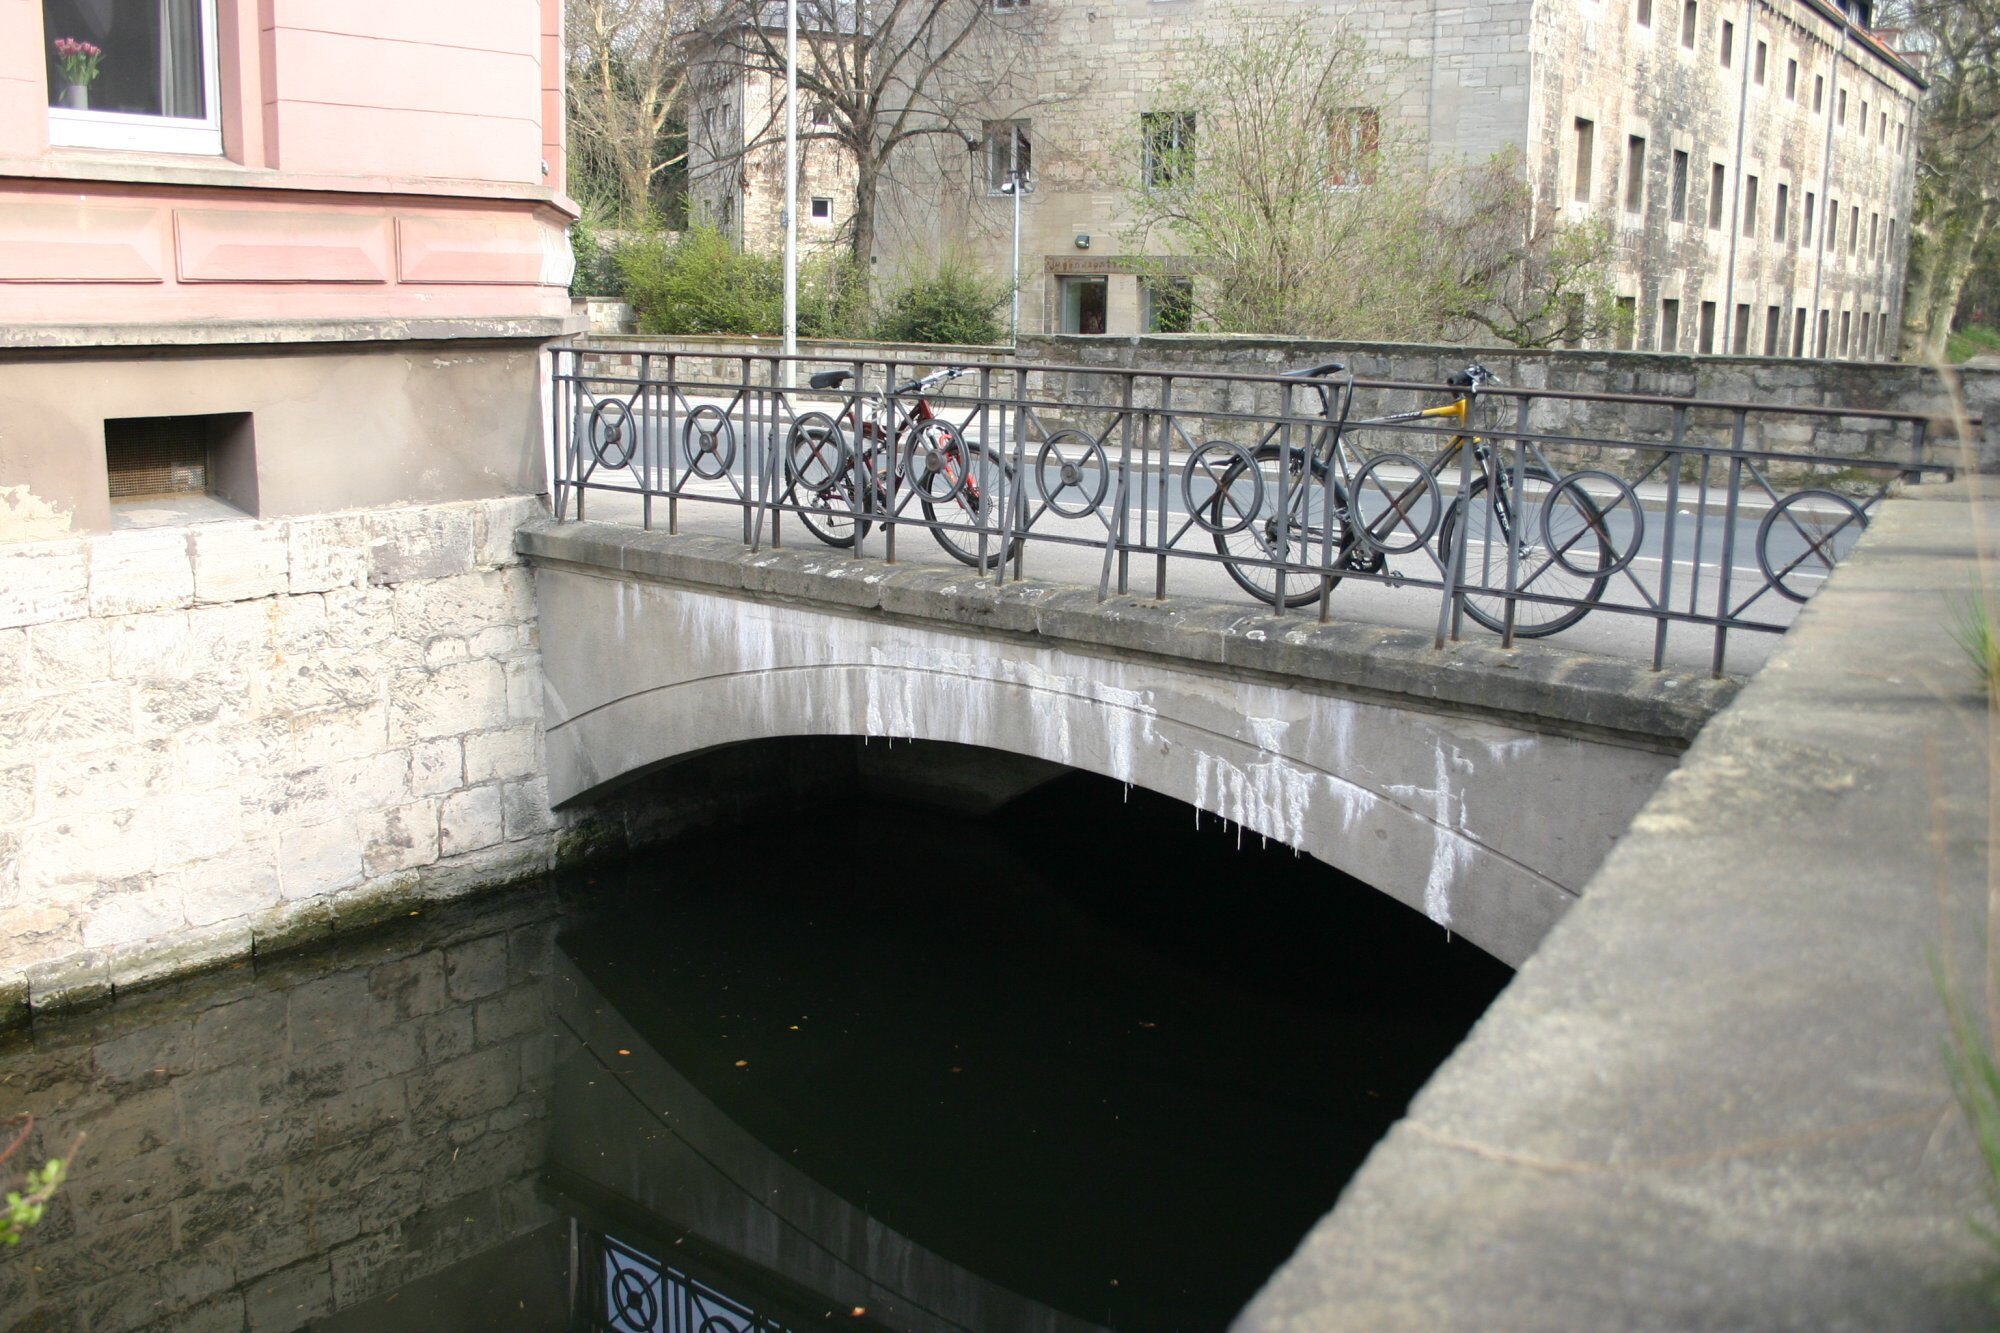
0 315 583 352
1235 481 1997 1329
516 520 1738 751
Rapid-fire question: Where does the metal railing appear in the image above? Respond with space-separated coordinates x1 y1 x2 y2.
549 346 1960 676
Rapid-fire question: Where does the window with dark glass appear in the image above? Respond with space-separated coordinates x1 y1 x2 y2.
1142 111 1195 189
42 0 209 121
983 120 1032 193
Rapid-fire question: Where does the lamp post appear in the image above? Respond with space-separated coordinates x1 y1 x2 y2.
999 168 1031 345
781 0 798 386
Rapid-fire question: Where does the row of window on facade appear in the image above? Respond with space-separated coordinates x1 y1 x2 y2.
1633 0 1911 156
978 108 1379 193
1618 296 1894 359
1570 120 1896 261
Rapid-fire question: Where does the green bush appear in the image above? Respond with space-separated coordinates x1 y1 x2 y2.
567 215 623 300
873 260 1010 346
621 225 786 336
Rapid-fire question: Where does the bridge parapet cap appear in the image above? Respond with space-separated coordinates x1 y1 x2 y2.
518 520 1737 749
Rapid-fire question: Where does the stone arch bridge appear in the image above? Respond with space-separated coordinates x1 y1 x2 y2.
521 521 1731 966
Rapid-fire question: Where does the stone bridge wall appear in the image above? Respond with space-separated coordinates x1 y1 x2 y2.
0 497 562 1017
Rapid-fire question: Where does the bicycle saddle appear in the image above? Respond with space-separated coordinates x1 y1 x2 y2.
1446 363 1495 388
808 370 852 389
1282 361 1345 378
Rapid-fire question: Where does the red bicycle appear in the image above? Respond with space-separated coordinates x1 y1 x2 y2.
783 365 1020 569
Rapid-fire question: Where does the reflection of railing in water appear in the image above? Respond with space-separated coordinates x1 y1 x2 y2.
550 348 1964 676
586 1232 794 1333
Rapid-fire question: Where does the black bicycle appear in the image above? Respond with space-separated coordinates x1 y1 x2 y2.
1207 362 1614 637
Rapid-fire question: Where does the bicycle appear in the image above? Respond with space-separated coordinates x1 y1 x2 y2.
784 365 1021 570
1206 361 1614 637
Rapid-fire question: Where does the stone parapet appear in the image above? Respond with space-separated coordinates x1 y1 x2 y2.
0 496 562 1022
1234 481 1997 1327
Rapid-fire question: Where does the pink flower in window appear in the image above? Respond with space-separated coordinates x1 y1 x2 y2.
53 37 103 87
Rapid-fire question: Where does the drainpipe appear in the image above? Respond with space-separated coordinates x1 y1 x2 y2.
1807 18 1847 355
1721 0 1756 351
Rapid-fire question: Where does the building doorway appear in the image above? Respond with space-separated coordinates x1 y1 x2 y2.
1059 276 1108 334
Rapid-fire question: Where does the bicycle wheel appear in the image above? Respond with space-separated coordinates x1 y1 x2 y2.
920 439 1023 569
785 418 868 549
1209 445 1352 609
1436 464 1611 638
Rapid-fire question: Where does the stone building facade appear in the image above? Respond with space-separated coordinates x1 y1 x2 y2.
689 0 1919 356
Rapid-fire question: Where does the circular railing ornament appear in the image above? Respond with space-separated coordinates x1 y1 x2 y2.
902 420 971 505
1756 489 1868 603
1347 452 1441 555
684 404 737 479
1035 430 1110 519
1542 470 1644 576
785 413 849 490
588 398 636 470
1184 440 1263 536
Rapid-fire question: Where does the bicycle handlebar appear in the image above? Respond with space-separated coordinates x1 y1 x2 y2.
890 365 971 396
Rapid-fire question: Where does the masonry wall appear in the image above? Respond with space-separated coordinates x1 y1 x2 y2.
0 495 564 1016
1018 332 1997 471
0 889 563 1331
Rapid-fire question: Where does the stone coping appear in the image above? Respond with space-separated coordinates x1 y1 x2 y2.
1235 481 1996 1329
0 315 583 352
516 520 1738 750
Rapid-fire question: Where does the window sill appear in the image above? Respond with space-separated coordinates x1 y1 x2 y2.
0 150 571 210
49 109 221 157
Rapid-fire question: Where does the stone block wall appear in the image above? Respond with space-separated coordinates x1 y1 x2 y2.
0 496 565 1019
1018 333 1999 472
0 890 562 1331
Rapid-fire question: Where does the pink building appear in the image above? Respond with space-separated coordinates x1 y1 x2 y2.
1 0 574 533
0 2 583 1023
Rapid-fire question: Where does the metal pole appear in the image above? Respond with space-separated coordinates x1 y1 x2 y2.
782 0 798 387
1010 172 1022 345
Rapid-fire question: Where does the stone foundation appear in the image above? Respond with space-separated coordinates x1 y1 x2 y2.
0 496 564 1019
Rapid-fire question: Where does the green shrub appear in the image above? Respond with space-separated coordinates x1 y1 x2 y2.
567 215 624 300
873 260 1010 346
621 225 786 336
798 250 874 340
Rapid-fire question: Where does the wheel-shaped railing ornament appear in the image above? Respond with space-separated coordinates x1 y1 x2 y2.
588 398 636 470
1185 440 1263 536
902 420 972 505
1348 452 1440 555
1756 489 1869 603
684 404 737 480
785 413 849 489
1542 470 1644 576
1035 430 1110 519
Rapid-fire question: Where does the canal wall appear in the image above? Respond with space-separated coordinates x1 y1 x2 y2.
0 888 564 1331
1235 480 1999 1327
0 497 563 1017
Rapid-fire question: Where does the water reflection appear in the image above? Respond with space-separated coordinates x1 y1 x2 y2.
0 770 1508 1332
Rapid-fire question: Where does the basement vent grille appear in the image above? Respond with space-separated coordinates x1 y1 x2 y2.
106 417 209 500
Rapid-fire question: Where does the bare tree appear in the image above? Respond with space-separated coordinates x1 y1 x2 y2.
697 0 1048 291
1891 0 2000 359
567 0 702 223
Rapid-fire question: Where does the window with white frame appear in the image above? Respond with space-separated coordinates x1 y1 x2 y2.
42 0 221 155
1141 111 1195 189
810 197 832 221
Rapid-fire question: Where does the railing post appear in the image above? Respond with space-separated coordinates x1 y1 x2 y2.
1499 395 1532 649
1116 372 1135 596
1434 396 1480 651
1709 409 1748 677
1156 376 1174 601
1651 406 1689 670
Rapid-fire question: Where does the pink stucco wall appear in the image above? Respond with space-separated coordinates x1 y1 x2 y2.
0 0 573 330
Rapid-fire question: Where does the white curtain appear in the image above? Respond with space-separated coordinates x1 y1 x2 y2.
159 0 203 119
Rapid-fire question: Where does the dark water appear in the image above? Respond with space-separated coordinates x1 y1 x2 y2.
0 768 1508 1333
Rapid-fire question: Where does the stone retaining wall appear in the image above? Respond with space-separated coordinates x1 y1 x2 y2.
1019 334 1999 474
0 497 563 1018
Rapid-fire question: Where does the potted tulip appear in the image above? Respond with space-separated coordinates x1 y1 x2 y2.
53 37 101 110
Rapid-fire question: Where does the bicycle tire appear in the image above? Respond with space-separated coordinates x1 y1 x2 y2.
1436 463 1611 638
1209 445 1353 609
921 439 1023 569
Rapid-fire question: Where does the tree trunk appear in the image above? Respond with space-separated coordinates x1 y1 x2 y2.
1901 196 1998 361
852 155 882 301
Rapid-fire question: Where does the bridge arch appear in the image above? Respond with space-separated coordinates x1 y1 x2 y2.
534 561 1678 966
